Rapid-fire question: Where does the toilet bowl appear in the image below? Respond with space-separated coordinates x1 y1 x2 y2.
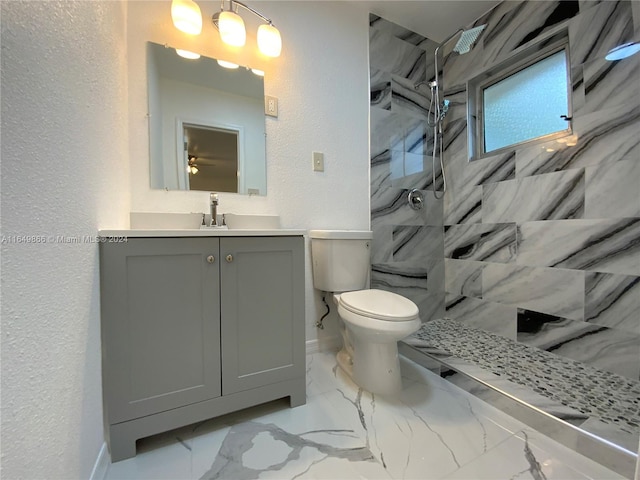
309 230 421 395
335 289 420 395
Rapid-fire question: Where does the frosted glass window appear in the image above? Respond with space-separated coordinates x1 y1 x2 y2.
483 50 569 153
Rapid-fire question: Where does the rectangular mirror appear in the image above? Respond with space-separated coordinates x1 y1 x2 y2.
147 42 267 195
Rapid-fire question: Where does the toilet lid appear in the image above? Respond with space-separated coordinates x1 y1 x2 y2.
339 289 419 322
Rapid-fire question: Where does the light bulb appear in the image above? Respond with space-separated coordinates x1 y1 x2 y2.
217 60 239 69
171 0 202 35
257 23 282 57
175 49 200 59
190 166 199 174
218 10 246 47
251 68 265 76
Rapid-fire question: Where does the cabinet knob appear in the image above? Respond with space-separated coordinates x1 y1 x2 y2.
226 254 233 263
206 255 215 264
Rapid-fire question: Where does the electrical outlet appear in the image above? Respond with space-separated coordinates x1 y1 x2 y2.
312 151 324 172
265 95 278 117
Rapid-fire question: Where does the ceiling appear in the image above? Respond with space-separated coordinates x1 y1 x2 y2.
363 1 501 42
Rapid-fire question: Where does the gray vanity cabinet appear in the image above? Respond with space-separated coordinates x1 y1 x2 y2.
99 235 305 462
220 236 305 395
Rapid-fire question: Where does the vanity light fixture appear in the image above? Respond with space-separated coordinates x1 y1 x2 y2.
171 0 202 35
251 68 265 76
212 0 282 57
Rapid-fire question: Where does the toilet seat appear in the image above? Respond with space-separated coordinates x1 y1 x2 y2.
338 289 419 322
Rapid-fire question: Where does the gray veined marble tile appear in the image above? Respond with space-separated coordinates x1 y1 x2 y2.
372 186 443 228
585 272 640 335
569 0 635 66
516 218 640 276
443 429 623 480
371 149 392 193
444 222 517 263
369 28 427 83
371 262 429 292
482 169 585 223
577 49 640 117
371 225 393 264
517 308 640 380
369 14 432 49
198 420 380 480
391 75 430 119
584 158 640 219
392 225 443 262
370 108 405 156
482 264 585 321
480 1 578 67
465 151 516 186
389 152 444 192
443 184 483 225
516 99 640 177
444 259 484 298
370 68 391 110
445 294 517 339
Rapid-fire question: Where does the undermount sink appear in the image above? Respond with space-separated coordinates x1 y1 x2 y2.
224 213 280 230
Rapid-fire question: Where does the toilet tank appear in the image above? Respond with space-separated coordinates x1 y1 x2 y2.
309 230 372 292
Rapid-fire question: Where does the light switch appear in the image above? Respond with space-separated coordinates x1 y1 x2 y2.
312 151 324 172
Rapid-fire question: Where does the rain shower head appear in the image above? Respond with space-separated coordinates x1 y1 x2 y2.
452 24 486 54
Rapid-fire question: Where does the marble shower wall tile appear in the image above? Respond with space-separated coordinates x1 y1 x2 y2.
444 184 482 225
392 225 443 261
584 272 640 335
480 1 578 66
517 219 640 275
444 223 517 262
516 100 640 177
464 151 516 186
370 68 391 110
517 308 640 379
482 264 585 321
445 294 517 339
568 0 635 66
577 50 640 117
369 28 426 83
444 259 484 298
483 169 585 223
372 186 442 228
584 158 640 219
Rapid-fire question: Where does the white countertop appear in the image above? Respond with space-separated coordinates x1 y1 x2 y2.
99 229 306 237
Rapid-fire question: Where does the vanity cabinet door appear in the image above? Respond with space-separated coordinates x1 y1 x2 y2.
220 236 304 395
100 238 221 424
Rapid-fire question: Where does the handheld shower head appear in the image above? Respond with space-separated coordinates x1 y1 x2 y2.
452 24 486 54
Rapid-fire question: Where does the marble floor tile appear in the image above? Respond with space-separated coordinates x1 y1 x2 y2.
104 350 633 480
443 429 625 480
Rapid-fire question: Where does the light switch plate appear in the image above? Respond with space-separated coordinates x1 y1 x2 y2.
265 95 278 117
312 151 324 172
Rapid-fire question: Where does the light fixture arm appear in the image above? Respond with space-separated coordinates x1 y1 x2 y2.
213 0 274 27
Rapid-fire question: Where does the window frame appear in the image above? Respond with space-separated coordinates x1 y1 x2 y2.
467 32 573 161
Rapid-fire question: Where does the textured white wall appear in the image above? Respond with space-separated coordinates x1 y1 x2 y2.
0 2 129 478
127 1 371 344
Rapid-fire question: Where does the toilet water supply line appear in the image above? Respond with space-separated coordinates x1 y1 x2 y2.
316 294 331 329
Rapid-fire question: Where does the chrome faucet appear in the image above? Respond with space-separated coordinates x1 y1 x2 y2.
210 193 219 226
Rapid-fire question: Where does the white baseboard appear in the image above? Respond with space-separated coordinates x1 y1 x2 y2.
89 442 110 480
306 336 341 354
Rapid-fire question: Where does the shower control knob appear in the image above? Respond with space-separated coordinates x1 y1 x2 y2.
206 255 215 264
226 254 234 263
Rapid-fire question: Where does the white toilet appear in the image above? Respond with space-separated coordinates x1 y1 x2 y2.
309 230 421 395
